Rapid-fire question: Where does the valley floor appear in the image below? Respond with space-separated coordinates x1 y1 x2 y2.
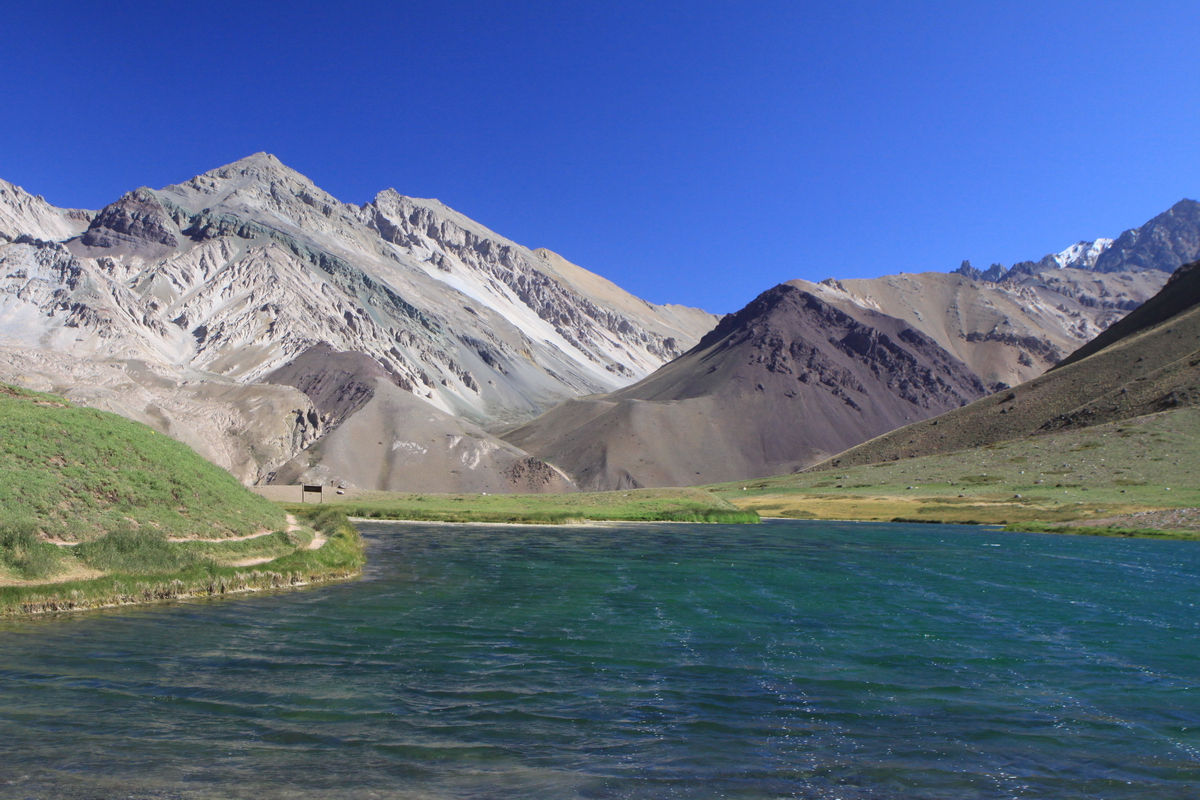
259 486 760 525
712 408 1200 538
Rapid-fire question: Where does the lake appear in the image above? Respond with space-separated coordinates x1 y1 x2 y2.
0 520 1198 798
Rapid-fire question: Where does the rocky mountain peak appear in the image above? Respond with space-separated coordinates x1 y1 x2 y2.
1093 198 1200 274
956 199 1200 284
0 179 93 243
158 153 340 219
78 187 179 255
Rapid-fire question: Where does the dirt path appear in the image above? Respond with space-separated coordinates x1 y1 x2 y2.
164 514 307 544
11 515 333 583
306 517 327 550
48 514 314 545
229 515 324 564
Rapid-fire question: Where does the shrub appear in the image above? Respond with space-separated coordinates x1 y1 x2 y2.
0 521 64 580
74 528 210 574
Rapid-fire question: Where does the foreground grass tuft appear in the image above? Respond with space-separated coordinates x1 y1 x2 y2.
74 529 207 574
0 521 65 580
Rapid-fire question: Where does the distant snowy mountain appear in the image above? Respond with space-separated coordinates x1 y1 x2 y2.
953 199 1200 283
1053 238 1114 270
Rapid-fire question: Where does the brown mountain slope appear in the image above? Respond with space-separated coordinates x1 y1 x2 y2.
502 282 989 489
1054 260 1200 369
792 269 1164 390
812 261 1200 471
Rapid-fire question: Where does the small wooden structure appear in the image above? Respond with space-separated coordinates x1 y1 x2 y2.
302 484 323 503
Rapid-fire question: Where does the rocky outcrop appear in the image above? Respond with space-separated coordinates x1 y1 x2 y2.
79 188 180 255
0 179 92 243
1093 199 1200 273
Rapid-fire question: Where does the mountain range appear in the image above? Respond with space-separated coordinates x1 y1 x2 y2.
815 257 1200 472
2 155 1197 491
0 155 712 490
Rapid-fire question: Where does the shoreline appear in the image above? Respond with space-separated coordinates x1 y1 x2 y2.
6 567 362 618
2 511 366 618
349 516 745 527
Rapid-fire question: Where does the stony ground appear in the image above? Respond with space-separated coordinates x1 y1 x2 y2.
1070 507 1200 531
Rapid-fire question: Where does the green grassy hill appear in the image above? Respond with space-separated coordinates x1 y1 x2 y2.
0 384 285 542
0 385 363 613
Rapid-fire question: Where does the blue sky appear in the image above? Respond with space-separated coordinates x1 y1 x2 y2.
4 1 1199 313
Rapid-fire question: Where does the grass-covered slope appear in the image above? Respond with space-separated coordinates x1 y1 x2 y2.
0 385 364 613
0 384 285 541
290 487 759 524
712 408 1200 530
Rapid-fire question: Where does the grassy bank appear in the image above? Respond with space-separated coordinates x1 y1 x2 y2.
0 509 364 616
710 410 1200 538
0 383 365 615
1002 521 1200 541
285 487 760 525
0 384 284 542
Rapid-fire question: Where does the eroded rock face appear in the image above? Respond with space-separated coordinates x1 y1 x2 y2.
796 269 1166 390
0 154 715 488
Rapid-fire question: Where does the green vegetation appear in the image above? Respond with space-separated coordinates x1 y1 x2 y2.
74 528 207 574
0 384 363 615
293 487 760 525
0 521 64 580
709 409 1200 537
0 384 285 541
0 510 364 617
1003 521 1200 541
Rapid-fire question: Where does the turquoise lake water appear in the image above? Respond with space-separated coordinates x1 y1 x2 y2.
0 520 1198 799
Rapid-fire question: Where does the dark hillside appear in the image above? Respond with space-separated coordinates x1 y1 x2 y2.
1055 259 1200 369
504 282 988 489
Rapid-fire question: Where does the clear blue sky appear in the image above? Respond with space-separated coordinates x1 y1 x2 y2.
4 1 1198 313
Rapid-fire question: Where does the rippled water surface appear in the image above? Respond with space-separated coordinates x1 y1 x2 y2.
1 520 1199 799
